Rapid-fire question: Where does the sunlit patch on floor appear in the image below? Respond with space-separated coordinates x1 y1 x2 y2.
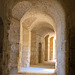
20 67 55 74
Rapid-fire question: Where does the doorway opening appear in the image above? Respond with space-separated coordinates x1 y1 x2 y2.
38 43 42 63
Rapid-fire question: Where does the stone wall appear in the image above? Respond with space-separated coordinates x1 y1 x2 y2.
8 17 31 74
41 37 45 63
36 35 45 63
8 17 20 74
45 35 49 61
21 27 30 68
8 17 31 73
30 31 37 65
55 40 56 59
50 37 54 60
30 32 45 64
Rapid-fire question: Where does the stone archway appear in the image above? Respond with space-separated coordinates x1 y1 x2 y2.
8 0 66 75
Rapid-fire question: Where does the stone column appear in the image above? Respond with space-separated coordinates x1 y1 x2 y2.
41 37 45 63
36 35 44 64
20 27 30 68
30 31 37 65
55 39 56 59
45 35 49 61
50 37 54 60
8 18 20 74
57 23 66 75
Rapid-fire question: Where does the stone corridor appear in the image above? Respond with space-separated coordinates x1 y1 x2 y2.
0 0 75 75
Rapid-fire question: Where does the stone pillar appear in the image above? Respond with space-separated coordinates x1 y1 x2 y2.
55 39 56 59
20 27 30 68
45 35 49 61
36 35 45 63
30 31 37 65
8 18 20 74
50 37 54 60
57 23 66 75
41 38 45 63
53 37 56 60
8 18 30 75
38 37 45 63
38 43 42 63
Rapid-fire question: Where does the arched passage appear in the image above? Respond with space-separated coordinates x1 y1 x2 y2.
29 21 55 65
8 0 66 75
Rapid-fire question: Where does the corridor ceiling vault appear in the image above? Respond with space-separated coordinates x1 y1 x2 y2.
12 0 65 33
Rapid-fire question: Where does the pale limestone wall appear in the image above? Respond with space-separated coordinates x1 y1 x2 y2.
50 37 54 60
56 22 66 75
8 17 30 74
8 17 31 74
30 32 45 64
41 37 45 63
45 35 49 61
36 35 41 63
36 35 45 63
36 33 40 64
55 40 56 59
20 27 30 68
8 18 20 74
30 31 37 65
48 37 50 60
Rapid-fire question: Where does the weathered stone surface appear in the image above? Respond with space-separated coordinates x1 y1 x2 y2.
0 0 75 75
